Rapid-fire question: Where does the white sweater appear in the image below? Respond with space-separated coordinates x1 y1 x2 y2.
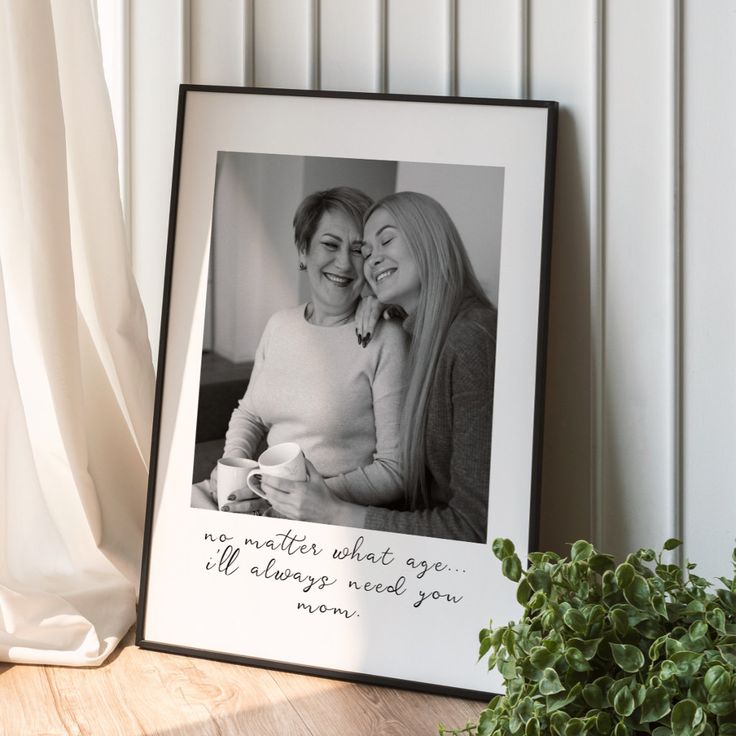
223 305 408 505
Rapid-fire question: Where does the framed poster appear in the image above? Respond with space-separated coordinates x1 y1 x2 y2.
137 86 557 699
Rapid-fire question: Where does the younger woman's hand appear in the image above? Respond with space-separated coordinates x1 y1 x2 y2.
259 459 367 528
259 460 338 522
355 295 384 347
355 297 406 347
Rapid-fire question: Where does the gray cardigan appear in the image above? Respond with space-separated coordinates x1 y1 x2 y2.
364 297 497 542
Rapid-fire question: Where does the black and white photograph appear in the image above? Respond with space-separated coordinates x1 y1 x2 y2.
137 87 556 697
190 152 504 545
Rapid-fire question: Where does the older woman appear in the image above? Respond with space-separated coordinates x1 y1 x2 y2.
211 186 408 515
260 192 496 543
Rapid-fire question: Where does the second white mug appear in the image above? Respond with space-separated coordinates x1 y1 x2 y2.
247 442 307 497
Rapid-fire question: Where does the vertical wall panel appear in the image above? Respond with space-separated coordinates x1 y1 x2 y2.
457 0 524 98
130 0 187 356
529 1 596 553
387 0 451 94
320 0 381 92
190 0 246 85
602 0 676 557
254 0 313 89
682 1 736 579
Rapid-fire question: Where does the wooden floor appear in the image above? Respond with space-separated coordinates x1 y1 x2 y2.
0 629 485 735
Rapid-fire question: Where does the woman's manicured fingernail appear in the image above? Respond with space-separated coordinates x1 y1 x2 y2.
222 505 230 512
227 494 236 501
357 333 362 344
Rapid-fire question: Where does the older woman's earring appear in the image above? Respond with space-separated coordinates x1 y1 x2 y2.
298 262 307 271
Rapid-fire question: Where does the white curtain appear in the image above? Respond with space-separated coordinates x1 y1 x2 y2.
0 0 154 665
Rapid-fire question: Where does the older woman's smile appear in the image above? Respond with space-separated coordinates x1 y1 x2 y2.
323 271 355 286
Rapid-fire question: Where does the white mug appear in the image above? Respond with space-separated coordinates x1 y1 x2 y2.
247 442 307 497
216 457 259 510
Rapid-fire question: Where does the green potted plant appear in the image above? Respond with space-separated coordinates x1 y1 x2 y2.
441 539 736 736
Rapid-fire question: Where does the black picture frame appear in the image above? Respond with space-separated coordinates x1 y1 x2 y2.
137 85 557 699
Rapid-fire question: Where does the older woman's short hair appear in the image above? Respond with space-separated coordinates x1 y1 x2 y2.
293 186 373 253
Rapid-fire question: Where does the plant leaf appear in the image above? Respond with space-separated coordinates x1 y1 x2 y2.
530 646 557 671
503 554 523 582
517 578 533 606
563 718 587 736
613 686 635 717
718 644 736 668
594 710 612 734
493 538 515 561
582 683 604 709
546 683 583 714
641 685 673 723
539 668 565 696
671 651 704 679
479 635 492 660
670 699 705 736
571 540 595 562
706 608 726 634
616 563 636 588
610 608 630 637
565 647 591 672
660 659 678 681
568 637 603 660
624 574 651 610
589 554 616 575
515 696 534 724
704 665 730 697
563 609 588 635
664 538 683 551
610 643 646 673
528 569 552 595
550 711 571 736
689 620 708 641
652 593 670 619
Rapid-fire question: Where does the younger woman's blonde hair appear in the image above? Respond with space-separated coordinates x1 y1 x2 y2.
365 191 491 509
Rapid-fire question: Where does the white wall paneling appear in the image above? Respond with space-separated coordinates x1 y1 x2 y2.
456 0 525 98
386 0 452 95
602 0 677 558
119 1 736 575
528 0 597 552
253 0 314 89
190 0 247 86
682 1 736 579
130 0 189 355
320 0 382 92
